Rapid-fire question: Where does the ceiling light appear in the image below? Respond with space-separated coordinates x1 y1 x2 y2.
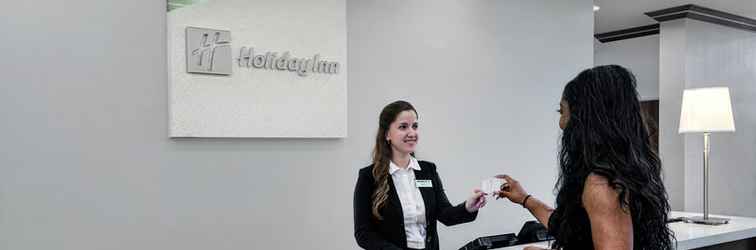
593 5 600 12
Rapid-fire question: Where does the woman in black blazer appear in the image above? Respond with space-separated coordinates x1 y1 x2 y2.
353 100 486 250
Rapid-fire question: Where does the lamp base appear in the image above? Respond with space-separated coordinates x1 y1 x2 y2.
685 216 729 225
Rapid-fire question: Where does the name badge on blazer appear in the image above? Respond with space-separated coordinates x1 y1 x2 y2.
415 180 433 188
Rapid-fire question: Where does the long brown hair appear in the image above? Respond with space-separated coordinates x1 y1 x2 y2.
371 100 417 220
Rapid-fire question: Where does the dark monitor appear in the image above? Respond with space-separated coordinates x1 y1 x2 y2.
459 233 517 250
516 220 553 244
459 221 553 250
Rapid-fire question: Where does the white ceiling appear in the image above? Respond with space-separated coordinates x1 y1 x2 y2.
594 0 756 34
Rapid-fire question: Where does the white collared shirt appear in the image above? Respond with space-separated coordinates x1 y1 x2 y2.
389 157 427 249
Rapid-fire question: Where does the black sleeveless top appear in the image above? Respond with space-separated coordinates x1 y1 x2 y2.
546 171 648 250
547 159 672 250
547 168 613 250
547 201 594 250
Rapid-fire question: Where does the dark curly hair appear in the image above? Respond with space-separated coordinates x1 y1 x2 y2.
549 65 674 249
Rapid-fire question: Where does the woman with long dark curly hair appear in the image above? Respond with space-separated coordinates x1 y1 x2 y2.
354 100 487 250
496 65 673 250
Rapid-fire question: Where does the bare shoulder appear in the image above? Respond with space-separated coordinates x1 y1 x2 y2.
582 173 621 211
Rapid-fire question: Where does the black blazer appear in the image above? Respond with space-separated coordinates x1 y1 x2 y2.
353 161 478 250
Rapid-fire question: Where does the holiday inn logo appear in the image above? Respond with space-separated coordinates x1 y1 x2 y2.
185 26 340 77
186 27 232 75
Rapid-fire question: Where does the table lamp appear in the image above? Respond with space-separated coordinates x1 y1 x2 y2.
679 87 735 225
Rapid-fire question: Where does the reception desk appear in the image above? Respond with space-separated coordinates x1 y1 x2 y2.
498 211 756 250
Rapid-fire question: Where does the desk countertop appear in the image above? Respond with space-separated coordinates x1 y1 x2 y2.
498 211 756 250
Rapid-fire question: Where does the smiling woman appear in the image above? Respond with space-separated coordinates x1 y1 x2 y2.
353 100 487 250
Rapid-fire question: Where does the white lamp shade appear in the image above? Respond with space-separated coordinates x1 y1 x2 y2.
679 87 736 133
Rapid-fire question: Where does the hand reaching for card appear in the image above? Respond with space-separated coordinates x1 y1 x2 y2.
494 175 530 205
